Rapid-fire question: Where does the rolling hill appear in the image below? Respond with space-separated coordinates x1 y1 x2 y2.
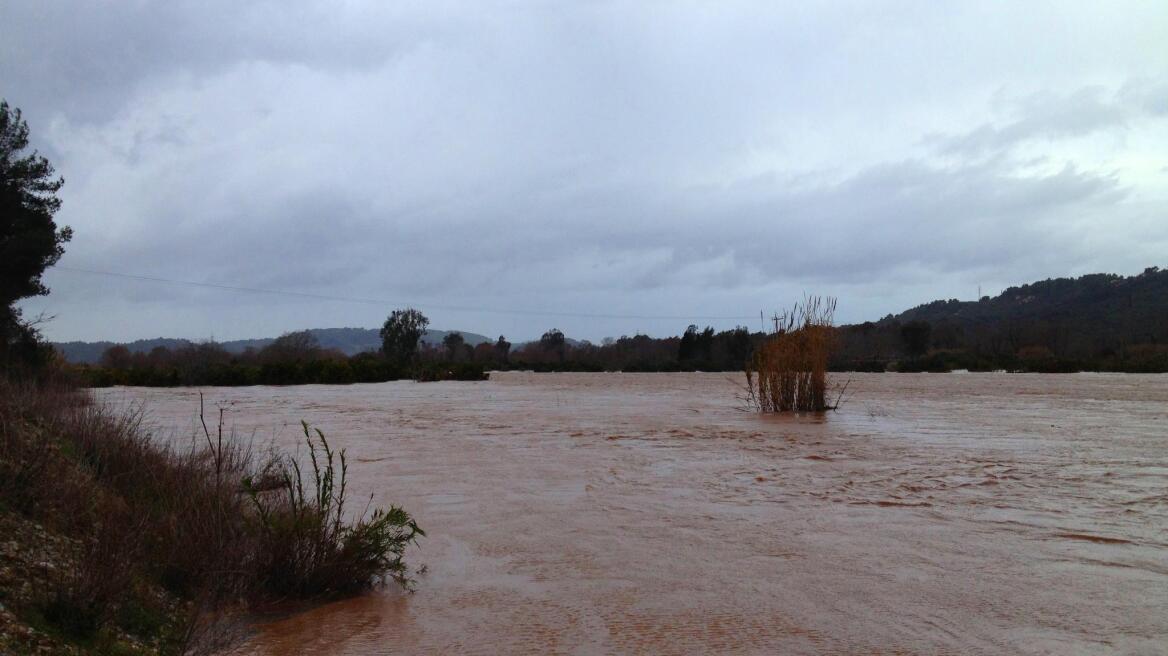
54 327 493 364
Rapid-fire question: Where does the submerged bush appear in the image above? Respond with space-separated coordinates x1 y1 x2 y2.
245 422 424 596
746 296 842 412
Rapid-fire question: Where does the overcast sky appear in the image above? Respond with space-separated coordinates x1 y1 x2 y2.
5 2 1166 343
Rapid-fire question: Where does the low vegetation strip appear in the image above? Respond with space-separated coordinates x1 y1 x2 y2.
0 376 423 655
73 331 490 387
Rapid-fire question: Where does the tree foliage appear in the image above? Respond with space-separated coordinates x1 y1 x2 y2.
899 320 932 358
494 335 511 363
540 328 566 362
442 331 465 361
380 308 429 365
260 330 321 363
1 100 72 364
678 325 715 362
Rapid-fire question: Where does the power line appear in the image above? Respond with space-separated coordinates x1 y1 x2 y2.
55 266 757 322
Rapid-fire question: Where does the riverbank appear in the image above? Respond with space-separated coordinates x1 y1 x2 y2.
0 381 191 654
0 376 422 655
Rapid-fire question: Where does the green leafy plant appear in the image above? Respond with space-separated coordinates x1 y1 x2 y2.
245 422 424 596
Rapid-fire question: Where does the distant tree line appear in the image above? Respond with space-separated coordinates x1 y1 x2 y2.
77 320 766 386
500 325 757 372
75 266 1168 386
79 310 489 386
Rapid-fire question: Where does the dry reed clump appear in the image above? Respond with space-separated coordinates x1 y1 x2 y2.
745 296 843 412
0 377 424 653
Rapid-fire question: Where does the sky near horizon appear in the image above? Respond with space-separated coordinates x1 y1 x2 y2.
4 2 1167 343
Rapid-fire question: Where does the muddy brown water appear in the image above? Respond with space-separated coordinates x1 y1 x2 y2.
97 373 1168 655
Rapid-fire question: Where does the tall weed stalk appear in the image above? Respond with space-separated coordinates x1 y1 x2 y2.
245 421 424 597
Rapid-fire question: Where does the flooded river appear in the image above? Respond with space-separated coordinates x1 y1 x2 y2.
98 373 1168 655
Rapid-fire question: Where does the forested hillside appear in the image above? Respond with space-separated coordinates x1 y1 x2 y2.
835 267 1168 371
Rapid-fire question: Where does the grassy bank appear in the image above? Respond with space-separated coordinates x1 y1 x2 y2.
0 376 422 655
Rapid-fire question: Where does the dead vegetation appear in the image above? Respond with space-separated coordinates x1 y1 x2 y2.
745 296 846 412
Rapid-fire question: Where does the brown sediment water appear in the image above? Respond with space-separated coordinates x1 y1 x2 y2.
98 373 1168 655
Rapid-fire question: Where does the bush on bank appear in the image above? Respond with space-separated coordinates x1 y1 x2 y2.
0 375 423 654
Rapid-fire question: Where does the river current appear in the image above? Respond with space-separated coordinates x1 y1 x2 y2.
98 372 1168 655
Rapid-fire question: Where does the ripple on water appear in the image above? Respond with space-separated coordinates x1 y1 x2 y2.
103 372 1168 655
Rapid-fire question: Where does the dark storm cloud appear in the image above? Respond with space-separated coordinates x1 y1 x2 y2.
5 1 1166 341
0 2 431 124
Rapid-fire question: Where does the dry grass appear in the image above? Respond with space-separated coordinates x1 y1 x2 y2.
745 296 843 412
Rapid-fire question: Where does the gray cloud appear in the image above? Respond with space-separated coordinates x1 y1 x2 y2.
925 85 1153 158
0 2 436 125
5 1 1166 342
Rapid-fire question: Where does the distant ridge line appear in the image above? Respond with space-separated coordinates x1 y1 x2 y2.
52 327 493 364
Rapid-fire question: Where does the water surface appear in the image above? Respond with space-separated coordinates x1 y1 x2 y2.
99 373 1168 655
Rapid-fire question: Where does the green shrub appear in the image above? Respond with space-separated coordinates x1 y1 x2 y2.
245 422 424 596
